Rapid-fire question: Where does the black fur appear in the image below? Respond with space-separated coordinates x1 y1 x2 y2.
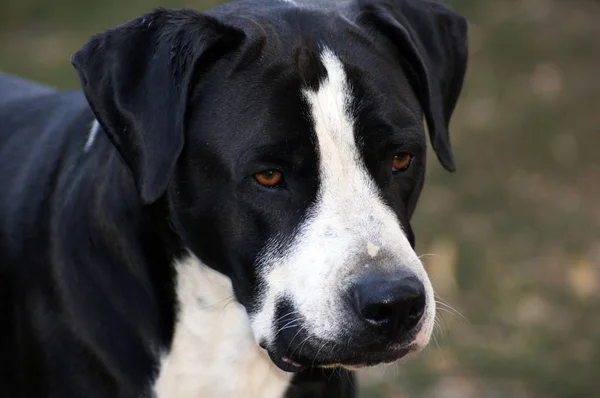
0 0 467 397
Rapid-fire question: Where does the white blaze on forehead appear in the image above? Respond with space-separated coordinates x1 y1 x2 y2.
303 49 357 179
251 47 434 348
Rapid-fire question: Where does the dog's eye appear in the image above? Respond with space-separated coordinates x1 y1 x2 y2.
392 153 413 172
255 170 283 187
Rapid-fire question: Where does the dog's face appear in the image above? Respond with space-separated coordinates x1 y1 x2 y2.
73 0 467 372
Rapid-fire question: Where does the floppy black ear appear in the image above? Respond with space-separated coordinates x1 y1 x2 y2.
72 9 245 203
359 0 468 171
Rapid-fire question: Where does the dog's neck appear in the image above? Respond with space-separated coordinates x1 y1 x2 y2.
153 253 293 398
80 122 292 397
71 130 183 350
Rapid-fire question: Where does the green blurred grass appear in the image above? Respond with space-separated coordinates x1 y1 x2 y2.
1 0 599 397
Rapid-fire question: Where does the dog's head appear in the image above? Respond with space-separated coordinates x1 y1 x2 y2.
72 0 467 372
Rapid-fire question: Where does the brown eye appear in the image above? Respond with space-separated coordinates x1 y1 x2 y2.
392 153 413 172
255 170 283 187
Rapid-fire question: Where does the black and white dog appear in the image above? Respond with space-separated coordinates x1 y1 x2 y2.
0 0 467 396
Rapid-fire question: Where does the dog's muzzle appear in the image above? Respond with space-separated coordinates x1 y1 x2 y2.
260 269 430 373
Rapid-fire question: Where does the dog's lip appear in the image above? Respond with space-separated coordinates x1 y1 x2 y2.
281 356 304 368
264 347 305 373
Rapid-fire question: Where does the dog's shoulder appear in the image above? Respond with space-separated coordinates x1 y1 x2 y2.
0 72 55 106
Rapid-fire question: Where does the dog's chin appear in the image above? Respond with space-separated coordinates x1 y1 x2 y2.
262 343 412 373
333 348 411 369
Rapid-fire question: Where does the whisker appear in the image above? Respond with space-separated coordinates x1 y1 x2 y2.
433 316 441 336
292 335 312 359
377 363 387 378
335 367 344 381
275 323 300 337
285 326 308 357
311 341 329 368
327 369 335 383
436 312 450 340
432 331 441 351
436 306 460 317
434 313 448 341
346 368 355 388
418 253 438 259
435 301 468 322
275 317 303 337
434 292 468 322
434 293 456 308
274 310 300 324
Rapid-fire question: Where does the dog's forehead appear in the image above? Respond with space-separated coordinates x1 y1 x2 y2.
254 12 422 134
191 5 425 162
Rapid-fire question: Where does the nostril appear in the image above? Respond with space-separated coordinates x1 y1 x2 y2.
408 305 422 320
363 303 393 325
406 296 426 327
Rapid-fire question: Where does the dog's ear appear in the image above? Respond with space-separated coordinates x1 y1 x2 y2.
72 9 245 203
359 0 468 171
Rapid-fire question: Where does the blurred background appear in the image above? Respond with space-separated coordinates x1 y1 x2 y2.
1 0 599 396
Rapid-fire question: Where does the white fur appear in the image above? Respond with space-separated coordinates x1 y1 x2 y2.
153 254 291 398
251 48 435 354
83 119 99 152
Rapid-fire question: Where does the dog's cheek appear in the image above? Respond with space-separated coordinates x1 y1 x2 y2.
247 261 282 344
248 291 277 345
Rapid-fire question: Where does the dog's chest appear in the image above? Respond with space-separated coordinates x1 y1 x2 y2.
153 255 292 398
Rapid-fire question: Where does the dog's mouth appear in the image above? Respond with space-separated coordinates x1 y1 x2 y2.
261 341 414 373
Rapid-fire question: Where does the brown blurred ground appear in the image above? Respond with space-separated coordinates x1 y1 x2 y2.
1 0 599 397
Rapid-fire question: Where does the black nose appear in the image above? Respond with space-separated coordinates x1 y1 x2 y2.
350 273 426 338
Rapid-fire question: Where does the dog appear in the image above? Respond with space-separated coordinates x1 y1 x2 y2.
0 0 468 396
